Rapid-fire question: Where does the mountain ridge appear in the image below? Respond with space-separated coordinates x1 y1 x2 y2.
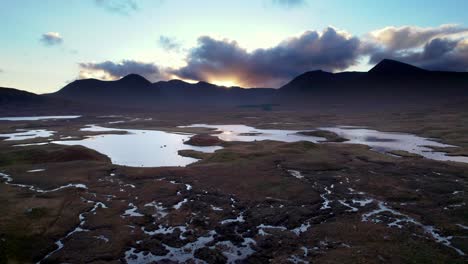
2 59 468 112
279 59 468 99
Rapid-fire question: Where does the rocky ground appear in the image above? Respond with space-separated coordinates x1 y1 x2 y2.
0 108 467 263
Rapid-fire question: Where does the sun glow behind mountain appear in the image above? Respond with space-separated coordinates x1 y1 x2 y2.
1 1 468 93
210 79 240 88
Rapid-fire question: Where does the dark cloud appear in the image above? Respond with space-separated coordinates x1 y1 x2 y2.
94 0 138 15
75 24 468 87
172 27 361 87
368 24 468 51
40 32 63 46
78 60 165 81
369 38 468 72
158 36 181 52
365 24 468 71
271 0 306 8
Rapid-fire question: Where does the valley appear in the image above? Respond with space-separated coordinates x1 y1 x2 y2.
0 109 467 263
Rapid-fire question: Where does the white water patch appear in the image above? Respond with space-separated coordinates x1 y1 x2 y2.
211 205 223 211
122 203 144 217
320 186 332 210
52 125 222 167
257 224 287 236
288 170 304 179
94 235 109 243
168 181 193 192
362 201 465 255
38 199 107 263
142 225 188 238
320 127 468 163
1 172 87 193
125 231 217 264
98 115 123 118
339 196 374 212
348 187 366 195
288 254 310 264
213 237 257 263
291 222 311 236
181 124 468 163
0 115 81 121
173 198 188 210
288 246 310 264
0 129 55 141
352 198 374 207
338 200 359 212
108 120 125 124
14 142 49 147
144 201 168 219
255 221 311 237
59 136 77 140
38 240 64 264
42 184 88 193
230 197 237 208
220 212 245 225
127 230 256 264
27 169 45 173
180 124 325 143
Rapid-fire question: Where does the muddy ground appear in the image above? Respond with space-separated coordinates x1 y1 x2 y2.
0 106 467 263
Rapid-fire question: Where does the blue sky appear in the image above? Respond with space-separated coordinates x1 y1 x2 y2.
1 0 468 93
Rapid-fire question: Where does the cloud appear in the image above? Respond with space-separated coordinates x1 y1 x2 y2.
94 0 138 15
369 38 468 72
40 32 63 46
364 24 468 71
158 35 181 52
74 24 468 87
171 27 361 87
271 0 306 8
78 60 166 81
368 24 468 51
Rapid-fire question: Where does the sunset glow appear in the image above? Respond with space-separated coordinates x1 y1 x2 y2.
1 0 467 93
1 1 468 263
209 79 240 88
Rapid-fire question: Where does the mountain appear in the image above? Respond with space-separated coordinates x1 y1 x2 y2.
52 74 153 103
0 87 45 105
50 75 276 109
368 59 427 74
151 80 275 106
4 59 468 113
279 59 468 106
0 87 88 116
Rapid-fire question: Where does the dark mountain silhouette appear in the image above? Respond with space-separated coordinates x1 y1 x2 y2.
50 75 275 108
0 87 45 105
3 59 468 113
151 80 275 106
0 87 88 115
53 74 153 100
279 59 468 106
368 59 427 74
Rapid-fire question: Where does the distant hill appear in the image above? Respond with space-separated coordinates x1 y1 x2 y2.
279 59 468 106
0 87 97 116
50 75 276 108
368 59 428 74
51 74 155 104
0 87 45 104
2 59 468 113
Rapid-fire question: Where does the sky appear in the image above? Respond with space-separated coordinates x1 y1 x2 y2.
1 0 468 93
